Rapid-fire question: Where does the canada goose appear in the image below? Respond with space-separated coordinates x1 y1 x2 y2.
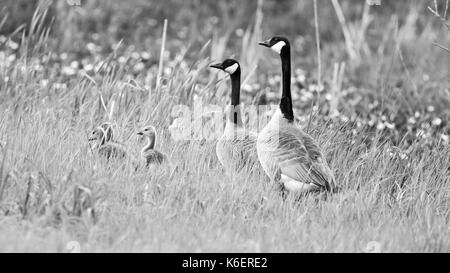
137 125 167 166
88 122 127 160
257 36 336 194
210 59 261 175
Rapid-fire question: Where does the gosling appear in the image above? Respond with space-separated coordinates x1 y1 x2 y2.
137 125 168 166
88 122 127 160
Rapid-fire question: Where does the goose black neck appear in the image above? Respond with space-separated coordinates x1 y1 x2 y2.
230 69 241 107
279 47 294 122
229 69 241 125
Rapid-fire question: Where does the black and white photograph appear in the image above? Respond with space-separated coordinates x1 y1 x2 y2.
0 0 449 258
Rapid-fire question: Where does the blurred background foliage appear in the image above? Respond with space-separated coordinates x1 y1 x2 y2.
2 0 447 54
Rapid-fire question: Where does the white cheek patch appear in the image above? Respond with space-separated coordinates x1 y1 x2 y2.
224 63 239 74
271 41 286 54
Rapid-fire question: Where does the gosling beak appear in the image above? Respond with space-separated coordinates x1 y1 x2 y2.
258 39 271 48
209 63 224 70
88 137 95 142
137 131 144 136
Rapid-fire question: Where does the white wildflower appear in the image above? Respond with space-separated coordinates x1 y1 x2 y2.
376 122 385 130
432 118 442 126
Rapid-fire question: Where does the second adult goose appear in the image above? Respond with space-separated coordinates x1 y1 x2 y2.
137 125 168 166
210 59 261 175
88 122 127 160
257 36 336 194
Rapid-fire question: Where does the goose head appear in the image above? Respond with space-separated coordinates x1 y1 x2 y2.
209 59 240 75
258 36 290 55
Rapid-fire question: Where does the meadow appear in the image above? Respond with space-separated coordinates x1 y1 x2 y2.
0 0 449 252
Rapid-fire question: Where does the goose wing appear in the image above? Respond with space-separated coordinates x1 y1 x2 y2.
218 129 259 170
275 127 335 191
232 130 258 155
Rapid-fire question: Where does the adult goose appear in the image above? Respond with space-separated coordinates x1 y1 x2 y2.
257 36 336 194
137 125 168 166
88 122 128 160
210 59 261 176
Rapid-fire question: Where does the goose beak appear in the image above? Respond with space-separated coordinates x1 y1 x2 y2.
209 63 223 70
258 39 271 48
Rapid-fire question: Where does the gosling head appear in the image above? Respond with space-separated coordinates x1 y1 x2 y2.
210 59 240 75
137 125 157 150
88 122 113 145
258 36 290 55
137 125 156 138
